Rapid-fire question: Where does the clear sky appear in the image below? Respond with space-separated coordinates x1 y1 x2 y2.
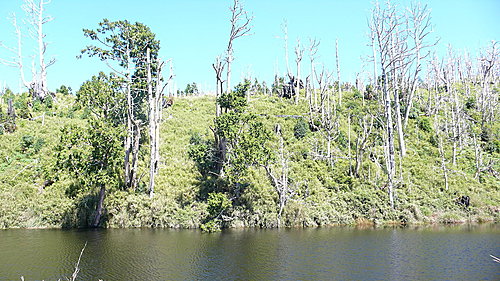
0 0 498 94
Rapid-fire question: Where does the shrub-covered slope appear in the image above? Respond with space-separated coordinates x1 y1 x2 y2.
0 92 498 229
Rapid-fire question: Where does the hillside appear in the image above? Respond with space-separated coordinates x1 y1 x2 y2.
0 90 498 229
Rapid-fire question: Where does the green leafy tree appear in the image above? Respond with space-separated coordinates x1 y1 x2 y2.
214 80 271 189
77 72 125 125
81 19 161 191
55 121 124 227
184 82 199 96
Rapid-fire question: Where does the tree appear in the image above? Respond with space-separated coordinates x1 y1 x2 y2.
57 74 126 227
81 19 160 191
369 1 398 208
0 0 55 100
224 0 253 93
214 81 271 190
262 124 294 227
146 48 172 198
56 121 123 227
212 0 253 178
294 39 304 105
183 82 199 96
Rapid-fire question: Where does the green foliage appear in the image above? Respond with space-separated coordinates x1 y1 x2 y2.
0 84 498 229
417 116 432 133
293 118 310 139
182 82 199 96
187 132 217 177
19 135 45 155
77 72 125 125
201 192 231 232
215 81 272 185
55 120 123 194
56 85 73 96
217 81 249 111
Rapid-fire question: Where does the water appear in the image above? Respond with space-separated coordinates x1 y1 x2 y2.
0 224 498 280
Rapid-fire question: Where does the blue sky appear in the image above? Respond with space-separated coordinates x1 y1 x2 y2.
0 0 498 94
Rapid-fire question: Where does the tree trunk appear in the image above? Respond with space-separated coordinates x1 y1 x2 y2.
335 39 342 106
383 71 395 208
92 186 106 227
130 121 141 190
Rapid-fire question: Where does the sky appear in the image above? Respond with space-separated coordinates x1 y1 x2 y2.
0 0 499 94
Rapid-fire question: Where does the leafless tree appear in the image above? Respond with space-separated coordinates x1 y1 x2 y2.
370 0 398 207
307 38 320 105
22 0 55 99
147 48 173 198
403 2 437 128
262 124 294 228
335 39 342 106
225 0 253 93
0 14 30 92
294 39 304 105
1 0 55 99
354 114 374 178
478 41 499 126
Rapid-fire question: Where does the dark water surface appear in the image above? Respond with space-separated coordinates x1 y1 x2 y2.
0 224 499 280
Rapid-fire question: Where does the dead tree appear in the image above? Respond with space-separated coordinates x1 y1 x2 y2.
478 41 499 126
403 2 437 128
371 1 397 208
147 48 173 198
212 0 252 178
225 0 253 93
354 114 374 177
22 0 55 100
335 39 342 106
212 56 226 117
262 124 294 228
308 39 320 105
294 39 304 105
0 14 30 92
1 0 55 99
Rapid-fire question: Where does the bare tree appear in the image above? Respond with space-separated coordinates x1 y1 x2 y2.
403 2 437 128
22 0 55 99
294 39 304 105
262 124 294 228
0 14 30 91
307 39 320 104
1 0 55 99
335 39 342 106
354 114 374 177
225 0 253 93
212 0 253 178
478 41 499 126
370 1 398 207
147 48 173 198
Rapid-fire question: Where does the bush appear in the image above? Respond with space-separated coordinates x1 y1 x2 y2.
418 116 432 132
20 135 45 155
293 118 310 139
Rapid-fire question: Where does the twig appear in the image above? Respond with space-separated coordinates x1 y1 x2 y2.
70 242 87 281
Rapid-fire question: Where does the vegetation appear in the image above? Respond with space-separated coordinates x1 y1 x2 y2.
0 0 498 231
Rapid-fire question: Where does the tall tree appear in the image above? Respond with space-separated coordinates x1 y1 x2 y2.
213 0 253 178
81 19 160 191
225 0 253 93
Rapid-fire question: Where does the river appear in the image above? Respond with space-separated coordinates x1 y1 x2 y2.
0 224 498 280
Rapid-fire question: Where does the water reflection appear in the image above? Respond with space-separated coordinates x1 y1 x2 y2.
0 224 498 280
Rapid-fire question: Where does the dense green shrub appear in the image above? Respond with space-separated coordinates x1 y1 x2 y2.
293 118 310 139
